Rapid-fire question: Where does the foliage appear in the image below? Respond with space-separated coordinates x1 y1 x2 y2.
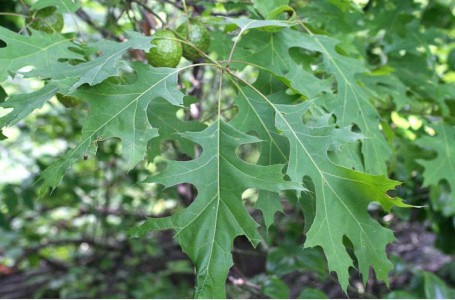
0 0 454 298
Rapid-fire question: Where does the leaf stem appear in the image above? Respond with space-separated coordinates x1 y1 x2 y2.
217 69 225 120
0 12 30 18
225 22 253 69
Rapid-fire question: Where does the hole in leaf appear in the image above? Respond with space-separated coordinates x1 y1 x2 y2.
335 44 350 57
155 139 203 162
241 188 259 205
96 138 122 160
236 65 259 85
235 131 261 164
289 47 322 67
351 123 361 133
0 39 6 48
152 183 198 212
342 235 358 267
57 58 86 66
301 176 316 233
253 71 290 95
386 189 397 198
176 182 198 207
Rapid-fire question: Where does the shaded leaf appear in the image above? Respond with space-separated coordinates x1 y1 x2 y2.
424 272 455 299
262 276 289 299
416 124 455 213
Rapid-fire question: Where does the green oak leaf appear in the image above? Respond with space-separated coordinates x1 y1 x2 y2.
254 190 282 230
38 62 183 193
361 74 410 111
234 28 391 174
297 31 391 175
230 85 291 229
233 30 332 100
254 0 289 18
146 97 206 161
131 120 301 298
273 101 410 290
231 87 290 165
0 83 59 127
31 0 81 13
33 31 153 92
0 27 82 82
0 32 154 129
388 53 455 113
226 17 294 31
416 124 455 212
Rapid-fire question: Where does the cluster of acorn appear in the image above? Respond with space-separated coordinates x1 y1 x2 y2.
146 20 210 68
28 6 210 69
26 7 210 107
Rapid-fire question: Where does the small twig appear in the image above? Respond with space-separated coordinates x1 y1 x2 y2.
228 275 262 291
133 0 166 26
17 0 29 12
76 9 114 39
228 266 263 297
160 0 183 10
126 2 141 32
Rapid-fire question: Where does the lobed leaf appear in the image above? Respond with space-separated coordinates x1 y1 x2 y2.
273 100 410 289
131 120 301 298
0 27 81 82
38 62 183 193
416 124 455 214
234 28 391 174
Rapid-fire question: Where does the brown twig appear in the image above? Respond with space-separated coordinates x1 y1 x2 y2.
76 9 115 39
133 0 166 27
159 0 183 10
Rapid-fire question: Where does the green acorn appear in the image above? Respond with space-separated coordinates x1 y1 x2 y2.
176 19 210 61
147 30 182 68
